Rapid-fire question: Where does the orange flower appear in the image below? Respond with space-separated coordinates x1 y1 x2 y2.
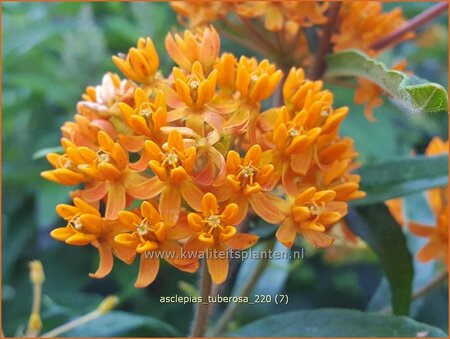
170 1 227 28
420 137 448 267
112 37 160 84
425 138 448 217
386 137 449 268
263 106 321 195
235 57 282 103
225 57 282 139
333 2 414 55
276 187 348 249
165 26 220 73
144 130 204 226
77 73 135 119
161 126 226 186
43 23 369 286
43 131 163 219
51 197 135 278
216 52 237 94
298 138 365 202
235 1 328 31
221 145 285 224
41 138 90 186
281 67 331 116
167 61 231 135
184 193 259 284
118 88 167 154
115 201 199 287
61 114 116 150
409 205 448 268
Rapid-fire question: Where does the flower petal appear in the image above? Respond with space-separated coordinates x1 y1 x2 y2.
276 217 297 248
135 255 160 288
301 230 334 248
105 183 126 220
201 192 218 216
184 235 206 256
226 233 259 250
89 241 113 278
159 185 181 226
141 201 161 224
126 176 164 200
244 145 261 166
222 203 238 225
416 240 441 263
180 180 203 211
167 214 195 239
50 227 74 242
76 181 108 203
168 130 185 152
249 192 286 224
207 255 229 285
290 147 313 175
409 222 434 237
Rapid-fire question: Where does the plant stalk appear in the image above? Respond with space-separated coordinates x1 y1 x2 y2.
190 261 213 337
40 296 118 338
370 2 448 51
310 2 342 80
210 241 273 337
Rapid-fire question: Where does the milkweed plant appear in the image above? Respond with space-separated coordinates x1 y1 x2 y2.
21 1 449 337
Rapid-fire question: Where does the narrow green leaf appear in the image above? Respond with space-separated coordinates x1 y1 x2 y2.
352 154 448 206
65 311 180 337
347 205 413 315
325 49 448 114
230 308 447 337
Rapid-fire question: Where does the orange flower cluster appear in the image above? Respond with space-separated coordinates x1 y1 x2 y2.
171 1 328 32
170 1 416 123
387 137 448 268
332 2 413 55
42 26 364 286
170 1 329 68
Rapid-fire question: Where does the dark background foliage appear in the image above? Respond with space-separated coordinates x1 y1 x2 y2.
2 2 448 336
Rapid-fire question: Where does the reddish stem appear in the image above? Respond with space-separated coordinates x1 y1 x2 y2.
370 2 448 51
310 2 342 80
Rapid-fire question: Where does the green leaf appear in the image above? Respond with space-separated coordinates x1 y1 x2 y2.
325 49 448 114
352 154 448 206
65 311 180 337
230 309 446 337
347 205 413 315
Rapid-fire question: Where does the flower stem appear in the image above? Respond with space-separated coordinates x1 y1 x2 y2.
238 17 278 55
40 296 118 338
26 261 45 337
310 2 342 80
210 241 273 337
412 270 448 300
370 2 448 51
219 19 268 55
190 261 213 337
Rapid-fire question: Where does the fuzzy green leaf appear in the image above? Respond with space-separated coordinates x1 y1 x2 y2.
325 49 448 114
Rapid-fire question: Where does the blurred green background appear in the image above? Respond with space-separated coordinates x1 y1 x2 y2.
2 2 448 337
